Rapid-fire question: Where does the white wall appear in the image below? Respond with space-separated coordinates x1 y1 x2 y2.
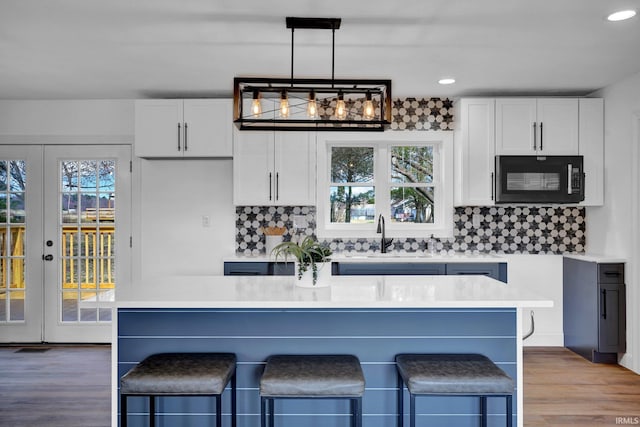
590 70 640 373
133 159 235 286
0 100 134 142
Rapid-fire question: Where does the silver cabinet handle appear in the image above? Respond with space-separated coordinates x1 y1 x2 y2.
184 122 188 151
532 122 537 151
177 123 181 151
269 172 273 201
276 172 279 201
540 122 543 151
567 164 573 195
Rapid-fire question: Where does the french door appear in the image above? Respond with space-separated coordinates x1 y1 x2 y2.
0 145 131 343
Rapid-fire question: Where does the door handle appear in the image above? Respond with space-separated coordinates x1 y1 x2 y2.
276 172 279 201
601 289 607 319
532 122 537 151
539 122 543 151
269 172 273 201
43 254 54 261
490 172 494 201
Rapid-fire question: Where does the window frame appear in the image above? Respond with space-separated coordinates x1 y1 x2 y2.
316 131 453 239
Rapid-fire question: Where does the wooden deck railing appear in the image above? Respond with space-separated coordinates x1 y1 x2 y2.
1 225 115 291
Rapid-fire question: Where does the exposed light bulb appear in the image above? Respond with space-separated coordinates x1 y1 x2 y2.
251 91 262 117
335 93 347 120
307 91 319 119
279 91 290 118
363 92 375 120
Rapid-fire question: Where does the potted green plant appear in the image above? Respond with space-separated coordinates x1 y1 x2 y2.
271 235 332 287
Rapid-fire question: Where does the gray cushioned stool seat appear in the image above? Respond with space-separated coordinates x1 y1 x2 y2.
396 354 514 427
121 353 236 395
120 353 237 427
396 353 514 395
260 354 365 397
259 354 365 427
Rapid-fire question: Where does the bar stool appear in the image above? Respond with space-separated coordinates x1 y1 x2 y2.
396 353 514 427
120 353 237 427
259 354 365 427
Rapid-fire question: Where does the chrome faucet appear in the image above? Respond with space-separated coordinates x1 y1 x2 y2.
376 214 394 253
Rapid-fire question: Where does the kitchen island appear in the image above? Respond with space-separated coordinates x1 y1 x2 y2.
113 275 551 427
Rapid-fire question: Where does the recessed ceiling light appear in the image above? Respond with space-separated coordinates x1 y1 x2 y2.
438 78 456 85
607 9 637 21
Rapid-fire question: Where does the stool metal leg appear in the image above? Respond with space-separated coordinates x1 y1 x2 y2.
120 394 127 427
260 397 267 427
350 397 362 427
268 398 275 427
397 373 404 427
231 371 237 427
215 395 222 427
149 396 155 427
409 393 416 427
480 395 487 427
506 395 513 427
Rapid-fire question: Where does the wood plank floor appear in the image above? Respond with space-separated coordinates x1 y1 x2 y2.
0 345 638 426
524 347 640 426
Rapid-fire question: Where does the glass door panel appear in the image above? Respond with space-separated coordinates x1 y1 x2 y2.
0 146 43 342
44 145 130 343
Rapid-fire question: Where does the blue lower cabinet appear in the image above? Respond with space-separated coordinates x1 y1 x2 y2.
224 261 507 283
446 263 508 283
224 262 294 276
334 262 446 276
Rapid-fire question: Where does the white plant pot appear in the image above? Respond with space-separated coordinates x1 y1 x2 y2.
265 235 283 257
294 262 331 288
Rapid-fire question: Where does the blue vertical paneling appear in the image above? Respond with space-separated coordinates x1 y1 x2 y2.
117 308 517 427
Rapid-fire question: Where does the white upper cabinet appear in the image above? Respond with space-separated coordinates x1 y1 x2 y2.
135 99 233 158
496 98 579 155
579 98 604 206
454 98 496 206
233 130 316 206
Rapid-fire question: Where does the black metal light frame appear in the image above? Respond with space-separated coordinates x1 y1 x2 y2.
233 17 392 131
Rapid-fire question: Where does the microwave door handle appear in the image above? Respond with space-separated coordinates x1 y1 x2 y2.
567 164 573 195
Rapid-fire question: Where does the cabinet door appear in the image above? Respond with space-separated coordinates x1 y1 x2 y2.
134 100 184 157
536 98 579 154
454 98 495 206
446 263 502 282
495 98 537 155
183 99 233 157
598 283 621 353
233 130 274 205
579 98 604 206
274 132 316 206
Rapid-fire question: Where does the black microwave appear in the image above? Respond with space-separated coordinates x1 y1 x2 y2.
495 155 585 204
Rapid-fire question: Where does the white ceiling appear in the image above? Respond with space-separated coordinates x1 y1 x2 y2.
1 0 639 99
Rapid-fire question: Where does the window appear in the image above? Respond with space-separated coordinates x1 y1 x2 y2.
317 132 453 239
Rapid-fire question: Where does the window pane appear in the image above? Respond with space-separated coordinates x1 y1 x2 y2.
331 147 374 183
390 186 434 223
330 186 375 223
391 146 434 184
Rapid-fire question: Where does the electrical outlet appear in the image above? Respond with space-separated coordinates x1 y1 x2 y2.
202 215 211 227
472 214 482 228
293 215 308 229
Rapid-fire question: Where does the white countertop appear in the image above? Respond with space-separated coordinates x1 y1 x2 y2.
225 253 508 264
563 253 626 263
117 275 551 309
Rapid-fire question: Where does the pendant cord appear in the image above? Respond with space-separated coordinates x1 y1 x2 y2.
290 27 294 85
331 27 336 87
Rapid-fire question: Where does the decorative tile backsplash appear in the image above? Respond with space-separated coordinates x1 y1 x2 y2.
235 206 586 256
389 97 454 131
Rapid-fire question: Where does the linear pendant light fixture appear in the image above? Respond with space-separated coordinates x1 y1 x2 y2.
233 17 392 131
